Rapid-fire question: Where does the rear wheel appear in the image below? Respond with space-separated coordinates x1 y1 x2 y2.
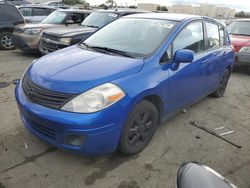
119 100 158 155
247 67 250 75
211 69 230 98
0 32 15 50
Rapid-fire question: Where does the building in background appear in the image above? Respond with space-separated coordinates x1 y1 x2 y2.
137 3 236 18
137 3 159 11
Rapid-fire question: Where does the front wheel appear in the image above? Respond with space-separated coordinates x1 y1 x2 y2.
119 100 158 155
211 69 230 98
0 32 15 50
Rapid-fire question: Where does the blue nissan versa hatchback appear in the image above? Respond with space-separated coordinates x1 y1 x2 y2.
15 13 234 155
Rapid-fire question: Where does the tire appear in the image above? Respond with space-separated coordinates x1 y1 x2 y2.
0 32 15 50
247 67 250 75
211 69 230 98
119 100 158 155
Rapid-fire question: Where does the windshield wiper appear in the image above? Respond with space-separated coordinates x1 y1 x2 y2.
89 46 135 58
82 25 99 28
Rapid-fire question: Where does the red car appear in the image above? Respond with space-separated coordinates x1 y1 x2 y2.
227 19 250 74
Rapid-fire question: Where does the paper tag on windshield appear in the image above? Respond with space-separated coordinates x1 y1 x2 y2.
152 22 174 29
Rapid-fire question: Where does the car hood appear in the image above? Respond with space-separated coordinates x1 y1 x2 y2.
45 26 97 37
27 46 144 94
230 34 250 52
17 23 58 29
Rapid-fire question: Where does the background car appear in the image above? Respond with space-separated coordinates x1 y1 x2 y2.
18 5 57 23
0 0 30 5
43 1 69 9
0 3 25 50
227 19 250 74
12 9 91 53
39 9 146 54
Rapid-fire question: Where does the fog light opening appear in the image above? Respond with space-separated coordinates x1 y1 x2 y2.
64 135 85 146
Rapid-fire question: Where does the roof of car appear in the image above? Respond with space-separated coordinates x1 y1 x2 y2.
95 9 147 14
17 5 57 9
125 13 213 22
55 8 92 13
232 19 250 22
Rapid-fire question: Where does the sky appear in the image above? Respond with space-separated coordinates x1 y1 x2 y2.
87 0 250 11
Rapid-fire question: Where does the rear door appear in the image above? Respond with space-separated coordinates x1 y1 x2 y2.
202 22 228 91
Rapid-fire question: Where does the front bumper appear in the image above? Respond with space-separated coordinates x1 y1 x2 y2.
12 32 40 52
15 83 128 155
234 52 250 66
39 38 69 55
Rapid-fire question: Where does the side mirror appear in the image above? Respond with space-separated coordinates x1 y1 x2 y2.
177 162 237 188
171 49 194 71
173 49 194 64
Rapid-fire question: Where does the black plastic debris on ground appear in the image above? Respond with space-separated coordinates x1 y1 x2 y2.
0 82 10 88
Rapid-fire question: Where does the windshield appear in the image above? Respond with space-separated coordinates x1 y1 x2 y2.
81 12 118 28
42 11 67 24
227 21 250 36
83 18 177 58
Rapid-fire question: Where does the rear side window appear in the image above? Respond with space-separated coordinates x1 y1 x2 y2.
206 22 220 49
173 22 204 54
19 7 32 16
33 8 51 16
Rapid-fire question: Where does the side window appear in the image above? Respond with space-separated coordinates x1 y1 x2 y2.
70 13 83 23
173 22 204 55
219 26 225 46
33 8 50 16
206 22 220 49
19 8 32 16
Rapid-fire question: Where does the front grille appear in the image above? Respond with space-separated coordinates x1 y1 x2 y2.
25 117 56 139
43 33 59 41
41 40 58 51
22 75 75 109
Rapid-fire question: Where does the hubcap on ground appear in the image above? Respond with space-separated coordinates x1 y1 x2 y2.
128 112 153 146
1 35 14 49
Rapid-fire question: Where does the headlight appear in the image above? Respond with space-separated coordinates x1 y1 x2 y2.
24 28 42 35
61 83 125 113
59 37 72 45
239 46 250 53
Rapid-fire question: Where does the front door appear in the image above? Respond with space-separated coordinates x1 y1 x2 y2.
166 21 208 113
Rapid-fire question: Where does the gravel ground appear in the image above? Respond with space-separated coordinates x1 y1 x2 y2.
0 50 250 188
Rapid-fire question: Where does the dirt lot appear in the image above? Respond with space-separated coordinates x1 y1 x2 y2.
0 49 250 188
